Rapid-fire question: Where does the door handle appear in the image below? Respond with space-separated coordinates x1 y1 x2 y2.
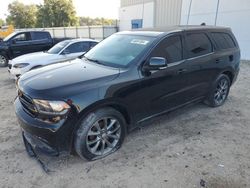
215 59 221 64
177 69 187 74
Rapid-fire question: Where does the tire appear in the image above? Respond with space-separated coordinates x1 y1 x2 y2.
0 54 8 67
74 107 127 161
205 74 231 107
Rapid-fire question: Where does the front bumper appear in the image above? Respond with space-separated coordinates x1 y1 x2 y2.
8 64 29 79
15 97 78 156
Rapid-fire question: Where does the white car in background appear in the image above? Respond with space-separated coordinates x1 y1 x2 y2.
8 38 98 79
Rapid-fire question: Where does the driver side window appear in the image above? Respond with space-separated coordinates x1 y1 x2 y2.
13 33 31 42
64 42 83 53
150 35 183 64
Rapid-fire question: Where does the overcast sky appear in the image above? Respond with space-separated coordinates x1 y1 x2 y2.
0 0 120 19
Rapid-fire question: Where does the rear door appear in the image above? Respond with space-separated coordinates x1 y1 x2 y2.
30 32 51 52
183 31 215 100
210 32 240 72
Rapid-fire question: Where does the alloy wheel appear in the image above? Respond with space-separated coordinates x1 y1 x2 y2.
214 78 229 105
86 117 121 156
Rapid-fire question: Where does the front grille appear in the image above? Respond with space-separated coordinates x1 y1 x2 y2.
18 91 37 116
8 64 12 69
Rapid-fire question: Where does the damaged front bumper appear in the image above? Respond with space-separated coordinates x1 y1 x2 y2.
14 97 78 157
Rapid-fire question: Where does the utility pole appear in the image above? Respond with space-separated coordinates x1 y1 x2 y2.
215 0 220 26
187 0 193 25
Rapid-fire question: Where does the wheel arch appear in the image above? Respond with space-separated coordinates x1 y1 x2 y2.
221 70 234 85
69 99 132 153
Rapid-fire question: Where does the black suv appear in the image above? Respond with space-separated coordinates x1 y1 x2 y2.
15 26 240 160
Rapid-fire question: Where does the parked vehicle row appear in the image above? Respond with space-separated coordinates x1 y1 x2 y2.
0 31 72 67
8 39 98 79
14 26 240 161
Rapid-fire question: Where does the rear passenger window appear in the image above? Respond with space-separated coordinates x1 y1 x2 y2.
211 32 236 50
186 33 212 58
33 32 48 40
150 35 183 63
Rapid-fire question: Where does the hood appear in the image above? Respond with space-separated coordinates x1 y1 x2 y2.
18 58 120 99
11 52 57 65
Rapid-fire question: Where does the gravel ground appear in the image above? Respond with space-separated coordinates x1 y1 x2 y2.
0 62 250 188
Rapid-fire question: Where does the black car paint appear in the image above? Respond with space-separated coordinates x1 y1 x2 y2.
15 26 240 156
0 31 69 61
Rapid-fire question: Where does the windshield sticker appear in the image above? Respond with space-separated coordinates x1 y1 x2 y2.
131 39 149 45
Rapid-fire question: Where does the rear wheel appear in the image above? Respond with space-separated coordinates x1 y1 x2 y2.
205 74 231 107
0 54 8 67
74 107 126 161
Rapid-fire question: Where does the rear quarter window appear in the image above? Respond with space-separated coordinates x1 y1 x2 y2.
185 33 213 58
211 32 236 50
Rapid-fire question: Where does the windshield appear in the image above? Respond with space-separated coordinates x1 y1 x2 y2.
3 32 17 41
47 40 71 54
84 34 154 68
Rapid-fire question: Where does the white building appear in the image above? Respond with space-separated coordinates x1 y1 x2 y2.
120 0 250 59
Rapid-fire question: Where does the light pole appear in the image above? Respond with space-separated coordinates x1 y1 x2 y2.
215 0 220 26
187 0 193 25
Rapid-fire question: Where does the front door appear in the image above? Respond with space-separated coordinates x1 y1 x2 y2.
135 34 191 122
9 32 32 58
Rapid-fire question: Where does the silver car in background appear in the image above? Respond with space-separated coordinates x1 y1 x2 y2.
8 38 98 79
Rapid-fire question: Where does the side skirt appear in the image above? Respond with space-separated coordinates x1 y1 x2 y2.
137 96 205 125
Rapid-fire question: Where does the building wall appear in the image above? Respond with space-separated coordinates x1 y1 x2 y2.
119 0 183 30
181 0 250 59
121 0 153 7
119 2 154 31
155 0 183 27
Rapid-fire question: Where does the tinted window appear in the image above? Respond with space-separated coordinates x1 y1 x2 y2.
150 35 183 63
80 42 90 52
47 40 71 54
211 32 236 50
65 42 83 53
33 32 48 40
186 33 212 58
13 33 31 42
90 42 97 48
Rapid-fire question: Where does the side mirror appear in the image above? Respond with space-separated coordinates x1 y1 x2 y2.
144 57 167 71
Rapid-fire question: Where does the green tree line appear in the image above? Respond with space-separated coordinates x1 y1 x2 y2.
4 0 117 28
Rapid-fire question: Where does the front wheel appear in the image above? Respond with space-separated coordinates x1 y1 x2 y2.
74 107 126 161
0 54 8 67
205 74 231 107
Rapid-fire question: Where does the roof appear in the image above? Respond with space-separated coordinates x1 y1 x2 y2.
118 25 231 37
58 38 98 44
68 38 98 43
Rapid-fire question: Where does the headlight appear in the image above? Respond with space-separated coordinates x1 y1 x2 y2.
13 63 29 68
33 99 70 115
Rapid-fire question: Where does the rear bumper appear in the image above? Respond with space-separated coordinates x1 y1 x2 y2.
15 97 78 156
232 66 240 85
